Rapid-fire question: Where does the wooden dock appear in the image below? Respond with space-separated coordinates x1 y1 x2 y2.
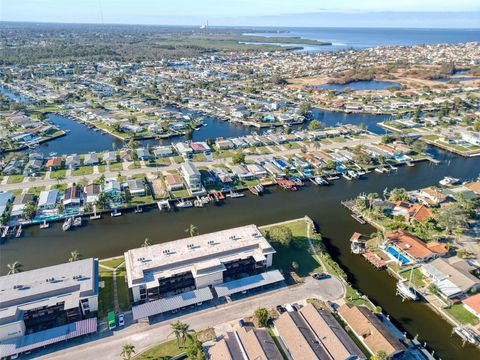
362 251 387 270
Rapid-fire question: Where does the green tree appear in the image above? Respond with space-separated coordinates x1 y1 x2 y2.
267 226 293 247
299 102 312 116
68 250 82 262
254 307 269 327
23 201 37 220
367 192 379 210
185 224 199 238
232 152 246 165
142 238 152 247
436 203 469 234
170 321 191 348
308 119 321 131
7 261 23 274
120 343 135 360
388 188 409 202
291 261 299 272
185 334 205 360
371 350 387 360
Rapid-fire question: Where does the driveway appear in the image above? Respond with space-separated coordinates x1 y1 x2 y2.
33 276 344 360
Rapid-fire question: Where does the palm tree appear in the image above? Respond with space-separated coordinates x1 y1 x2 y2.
367 192 379 210
120 343 135 360
142 238 152 247
185 224 198 238
69 250 82 262
7 261 23 274
170 321 191 348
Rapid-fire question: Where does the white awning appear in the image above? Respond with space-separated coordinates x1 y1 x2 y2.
132 287 213 320
214 270 284 298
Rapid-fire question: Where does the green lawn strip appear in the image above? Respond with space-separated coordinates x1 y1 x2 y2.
445 303 479 325
97 165 106 173
10 189 23 197
267 328 289 360
128 195 154 206
172 155 185 164
72 166 94 176
399 268 425 287
109 163 124 172
131 173 146 179
233 178 259 190
100 257 125 269
51 183 67 191
192 153 207 162
135 339 183 359
27 186 46 196
171 189 190 198
7 175 24 184
98 268 114 318
116 264 131 311
50 169 67 179
128 161 141 170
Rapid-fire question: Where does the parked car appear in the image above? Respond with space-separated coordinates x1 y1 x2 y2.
118 313 125 327
239 319 245 327
312 272 330 280
276 305 286 314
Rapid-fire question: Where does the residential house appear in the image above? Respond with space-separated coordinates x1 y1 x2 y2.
126 179 146 197
463 294 480 320
174 142 193 157
164 173 184 191
83 153 99 166
23 159 43 176
37 190 59 210
338 304 406 358
421 257 480 299
10 193 35 222
0 192 14 218
417 187 448 207
181 162 203 194
209 326 283 360
246 163 267 178
65 154 81 169
102 151 117 164
230 165 254 180
153 146 173 158
136 148 151 161
63 186 83 211
386 230 448 263
84 184 101 204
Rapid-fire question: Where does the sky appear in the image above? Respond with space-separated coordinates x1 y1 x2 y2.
1 0 479 28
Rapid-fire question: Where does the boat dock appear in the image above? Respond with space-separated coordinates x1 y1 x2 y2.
362 251 387 270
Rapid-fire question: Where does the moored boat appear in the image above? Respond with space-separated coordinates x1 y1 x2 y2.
62 217 72 231
72 217 82 227
453 327 479 345
396 280 419 301
176 200 193 208
439 176 460 186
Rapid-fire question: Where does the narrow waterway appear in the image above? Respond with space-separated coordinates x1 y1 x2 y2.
2 150 479 359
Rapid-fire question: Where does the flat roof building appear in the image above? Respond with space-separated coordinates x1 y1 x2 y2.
0 259 99 358
125 225 283 319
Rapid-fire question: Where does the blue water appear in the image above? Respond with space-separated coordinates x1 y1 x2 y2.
386 246 410 265
246 28 480 52
314 81 401 91
311 109 390 135
0 86 32 103
435 76 479 83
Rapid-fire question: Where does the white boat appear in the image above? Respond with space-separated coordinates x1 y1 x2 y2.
193 199 204 207
228 191 245 198
111 209 122 217
453 327 479 345
439 176 460 186
314 176 329 185
396 280 419 301
176 200 193 208
62 217 72 231
72 217 82 227
40 220 49 229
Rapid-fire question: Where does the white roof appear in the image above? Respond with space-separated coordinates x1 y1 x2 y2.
37 190 58 207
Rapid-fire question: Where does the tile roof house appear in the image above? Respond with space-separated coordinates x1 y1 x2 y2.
45 157 62 170
338 304 406 358
386 230 448 263
463 294 480 319
164 173 184 191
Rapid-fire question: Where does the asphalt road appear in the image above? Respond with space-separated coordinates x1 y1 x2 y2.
33 276 344 360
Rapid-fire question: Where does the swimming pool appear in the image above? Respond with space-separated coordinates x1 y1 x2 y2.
385 246 410 265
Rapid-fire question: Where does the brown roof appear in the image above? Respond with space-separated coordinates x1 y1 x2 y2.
410 204 433 223
464 181 480 195
164 173 183 186
209 327 282 360
275 311 326 360
463 294 480 314
45 157 62 168
386 230 447 260
338 304 405 357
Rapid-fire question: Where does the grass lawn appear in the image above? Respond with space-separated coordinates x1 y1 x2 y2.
445 303 479 325
213 150 236 159
10 189 23 197
128 195 154 206
135 339 183 360
109 163 123 172
423 134 440 141
51 183 67 191
331 137 347 143
27 186 46 196
171 189 190 199
192 153 207 162
7 175 24 184
128 161 141 170
260 219 322 278
116 263 131 312
399 268 425 288
285 142 301 150
98 267 114 318
131 173 146 179
50 169 67 179
97 165 106 173
101 257 125 269
72 166 94 176
233 178 259 190
172 155 184 164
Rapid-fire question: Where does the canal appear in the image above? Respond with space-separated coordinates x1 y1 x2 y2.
2 149 479 359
